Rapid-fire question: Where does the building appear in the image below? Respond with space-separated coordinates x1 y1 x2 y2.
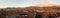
0 6 60 18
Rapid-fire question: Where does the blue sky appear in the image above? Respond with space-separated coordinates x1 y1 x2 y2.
0 0 60 6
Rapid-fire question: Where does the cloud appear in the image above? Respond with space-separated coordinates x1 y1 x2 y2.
0 0 60 6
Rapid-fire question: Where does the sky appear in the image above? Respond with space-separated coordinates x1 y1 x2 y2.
0 0 60 7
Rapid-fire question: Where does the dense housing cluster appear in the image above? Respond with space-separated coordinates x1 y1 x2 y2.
0 6 60 18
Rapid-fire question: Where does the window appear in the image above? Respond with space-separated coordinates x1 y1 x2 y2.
21 14 28 18
35 13 42 18
48 14 53 18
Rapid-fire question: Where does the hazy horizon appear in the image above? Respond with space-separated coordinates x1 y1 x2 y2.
0 0 60 8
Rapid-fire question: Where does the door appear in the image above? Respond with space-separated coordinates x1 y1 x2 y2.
57 12 60 18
